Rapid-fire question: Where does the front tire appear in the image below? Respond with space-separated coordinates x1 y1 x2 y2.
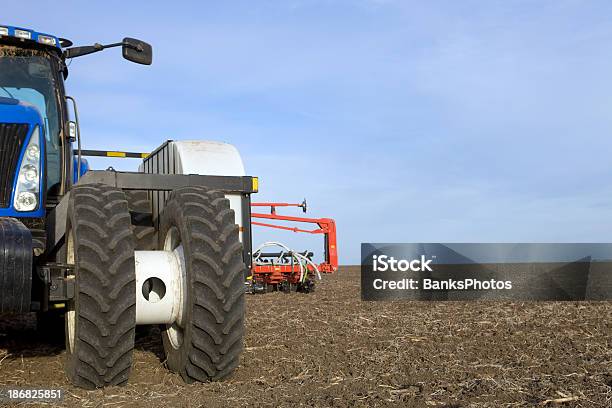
159 187 246 383
64 184 136 389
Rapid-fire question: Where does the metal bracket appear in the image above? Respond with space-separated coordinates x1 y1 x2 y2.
38 263 75 303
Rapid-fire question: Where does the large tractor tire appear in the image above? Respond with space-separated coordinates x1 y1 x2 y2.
64 183 137 389
125 190 156 250
159 186 246 383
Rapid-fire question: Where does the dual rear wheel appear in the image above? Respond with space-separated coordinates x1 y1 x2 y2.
63 184 246 388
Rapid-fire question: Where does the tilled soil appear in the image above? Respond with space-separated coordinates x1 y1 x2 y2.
0 266 610 407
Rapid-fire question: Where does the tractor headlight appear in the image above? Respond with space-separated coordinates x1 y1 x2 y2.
15 192 37 211
37 35 56 46
14 29 32 40
14 126 41 212
26 143 40 161
19 164 38 189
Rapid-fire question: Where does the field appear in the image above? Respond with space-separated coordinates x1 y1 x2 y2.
0 266 610 407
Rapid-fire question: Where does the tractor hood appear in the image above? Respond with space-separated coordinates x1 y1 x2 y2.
0 96 45 217
0 96 44 125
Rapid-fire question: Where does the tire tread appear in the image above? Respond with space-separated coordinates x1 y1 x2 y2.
65 183 136 389
161 186 246 383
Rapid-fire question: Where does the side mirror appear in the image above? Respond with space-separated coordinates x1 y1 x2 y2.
122 38 152 65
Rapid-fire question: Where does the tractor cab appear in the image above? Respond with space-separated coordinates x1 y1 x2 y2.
0 25 151 218
0 28 66 216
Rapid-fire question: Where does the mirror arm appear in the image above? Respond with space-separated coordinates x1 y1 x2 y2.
99 42 123 50
97 41 143 51
63 41 133 59
63 43 103 59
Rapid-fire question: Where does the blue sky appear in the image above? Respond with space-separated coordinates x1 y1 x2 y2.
5 1 612 263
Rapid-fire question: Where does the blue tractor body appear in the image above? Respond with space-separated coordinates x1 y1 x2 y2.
0 24 140 312
0 96 46 218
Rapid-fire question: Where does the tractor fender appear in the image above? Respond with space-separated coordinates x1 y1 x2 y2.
72 156 89 183
0 217 32 313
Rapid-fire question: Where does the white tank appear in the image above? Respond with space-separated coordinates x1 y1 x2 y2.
139 140 247 242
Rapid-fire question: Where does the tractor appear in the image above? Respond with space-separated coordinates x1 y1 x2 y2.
0 25 256 388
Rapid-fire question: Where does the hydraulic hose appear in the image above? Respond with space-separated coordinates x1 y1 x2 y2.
253 241 321 281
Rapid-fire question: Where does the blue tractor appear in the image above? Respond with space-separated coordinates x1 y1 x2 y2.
0 25 256 388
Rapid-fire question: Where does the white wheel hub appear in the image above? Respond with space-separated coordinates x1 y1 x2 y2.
66 230 76 353
134 233 186 325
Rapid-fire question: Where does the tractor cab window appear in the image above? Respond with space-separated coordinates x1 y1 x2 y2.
0 46 62 196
